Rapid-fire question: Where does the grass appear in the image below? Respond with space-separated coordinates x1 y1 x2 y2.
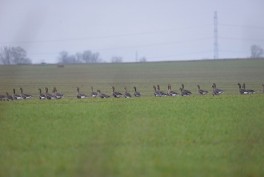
0 59 264 177
0 59 264 96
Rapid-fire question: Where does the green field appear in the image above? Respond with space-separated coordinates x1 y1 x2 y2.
0 59 264 177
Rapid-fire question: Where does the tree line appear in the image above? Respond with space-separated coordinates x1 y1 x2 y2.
0 45 263 65
58 50 102 64
0 46 32 65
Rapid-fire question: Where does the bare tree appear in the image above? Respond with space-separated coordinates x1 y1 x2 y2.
111 56 123 63
75 52 83 63
58 51 69 63
82 50 100 63
58 50 101 64
58 51 78 64
251 45 263 58
91 52 100 63
82 50 92 63
0 46 31 64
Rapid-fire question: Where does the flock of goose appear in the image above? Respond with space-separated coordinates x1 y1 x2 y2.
0 83 263 101
76 86 141 99
154 83 229 96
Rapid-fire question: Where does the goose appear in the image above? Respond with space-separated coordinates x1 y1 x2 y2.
197 85 208 95
45 87 56 100
167 84 179 96
20 88 32 99
242 83 255 94
6 92 14 101
212 83 224 96
237 83 249 95
0 94 8 101
157 85 167 96
13 89 23 100
0 94 4 101
133 86 141 97
124 87 132 98
181 84 192 96
38 88 46 100
76 87 88 99
153 85 162 97
97 90 110 98
53 87 64 99
180 87 192 96
112 86 122 98
91 86 98 98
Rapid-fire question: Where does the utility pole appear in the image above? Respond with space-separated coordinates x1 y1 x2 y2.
214 11 219 59
135 51 138 62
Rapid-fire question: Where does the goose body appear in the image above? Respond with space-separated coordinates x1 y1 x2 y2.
77 87 88 99
242 83 255 94
180 84 192 96
20 88 32 99
112 86 122 98
237 83 249 95
212 83 224 96
157 85 167 96
124 87 132 98
180 88 192 96
38 88 46 99
167 84 179 96
45 88 56 100
153 85 162 97
133 86 141 97
0 94 5 101
97 90 110 98
6 92 14 101
197 85 208 95
13 89 23 100
0 94 8 101
53 87 64 99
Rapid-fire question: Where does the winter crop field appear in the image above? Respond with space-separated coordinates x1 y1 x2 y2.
0 59 264 177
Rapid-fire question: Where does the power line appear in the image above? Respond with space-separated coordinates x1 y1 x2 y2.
218 23 264 30
0 25 211 45
27 36 213 56
219 36 264 42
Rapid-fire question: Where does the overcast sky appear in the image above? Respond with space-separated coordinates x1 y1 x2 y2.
1 0 264 63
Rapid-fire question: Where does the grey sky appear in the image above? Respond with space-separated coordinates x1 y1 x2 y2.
1 0 264 63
